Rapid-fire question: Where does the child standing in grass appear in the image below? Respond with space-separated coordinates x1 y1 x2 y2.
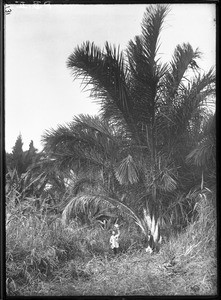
110 228 120 255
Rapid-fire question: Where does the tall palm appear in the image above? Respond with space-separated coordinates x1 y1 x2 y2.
44 4 215 240
66 4 215 223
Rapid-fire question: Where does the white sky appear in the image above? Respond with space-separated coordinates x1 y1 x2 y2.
5 3 216 152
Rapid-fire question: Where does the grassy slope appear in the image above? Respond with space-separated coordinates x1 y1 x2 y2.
24 234 216 296
6 209 216 297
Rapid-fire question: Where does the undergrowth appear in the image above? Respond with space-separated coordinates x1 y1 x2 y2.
6 190 217 296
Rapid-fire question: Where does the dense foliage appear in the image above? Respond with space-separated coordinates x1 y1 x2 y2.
6 4 216 296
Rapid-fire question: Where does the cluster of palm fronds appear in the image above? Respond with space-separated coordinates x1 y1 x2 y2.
38 4 216 241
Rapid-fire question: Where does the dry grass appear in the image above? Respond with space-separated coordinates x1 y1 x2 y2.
16 237 216 297
6 191 217 296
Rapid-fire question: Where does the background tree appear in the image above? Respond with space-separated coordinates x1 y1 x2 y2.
6 136 39 175
24 140 38 167
6 135 44 204
9 134 25 176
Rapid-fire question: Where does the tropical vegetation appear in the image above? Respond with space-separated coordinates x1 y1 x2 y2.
6 4 216 296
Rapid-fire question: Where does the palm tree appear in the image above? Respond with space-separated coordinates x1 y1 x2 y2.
44 4 215 240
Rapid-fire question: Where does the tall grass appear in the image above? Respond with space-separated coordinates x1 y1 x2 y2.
6 189 216 296
6 196 143 295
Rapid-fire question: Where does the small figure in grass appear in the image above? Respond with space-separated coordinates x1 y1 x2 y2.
145 230 155 254
110 229 120 255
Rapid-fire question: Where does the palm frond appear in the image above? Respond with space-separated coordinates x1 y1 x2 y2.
67 41 140 142
61 193 147 233
159 68 215 152
61 195 108 225
186 138 216 167
166 43 202 98
141 5 169 65
127 5 169 131
159 171 177 192
71 177 99 197
42 115 122 172
72 114 113 138
114 154 139 185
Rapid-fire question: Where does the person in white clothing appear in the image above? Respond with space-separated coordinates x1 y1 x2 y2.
114 223 120 237
110 230 119 255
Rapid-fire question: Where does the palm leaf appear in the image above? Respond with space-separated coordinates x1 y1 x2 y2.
114 154 139 185
72 114 114 138
127 5 169 132
166 43 202 98
67 41 140 142
61 192 149 234
186 138 215 167
71 177 99 197
141 5 169 64
159 171 177 192
42 115 121 172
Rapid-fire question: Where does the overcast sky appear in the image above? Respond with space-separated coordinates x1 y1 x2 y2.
5 3 216 152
